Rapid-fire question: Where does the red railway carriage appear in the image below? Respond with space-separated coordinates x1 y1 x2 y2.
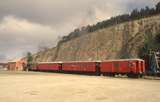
31 59 145 78
62 61 100 75
36 62 62 71
100 59 145 77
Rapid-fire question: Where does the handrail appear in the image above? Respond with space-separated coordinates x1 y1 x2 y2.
154 52 160 69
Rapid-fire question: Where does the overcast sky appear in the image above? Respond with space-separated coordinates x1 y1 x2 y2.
0 0 159 62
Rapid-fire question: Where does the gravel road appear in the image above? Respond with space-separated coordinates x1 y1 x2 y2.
0 71 160 102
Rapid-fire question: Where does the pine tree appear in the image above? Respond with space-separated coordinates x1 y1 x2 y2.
156 2 160 13
26 52 33 71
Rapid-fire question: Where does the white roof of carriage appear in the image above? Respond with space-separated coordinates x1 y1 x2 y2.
37 59 144 64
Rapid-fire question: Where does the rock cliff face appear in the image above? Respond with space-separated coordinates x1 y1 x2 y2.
33 15 160 62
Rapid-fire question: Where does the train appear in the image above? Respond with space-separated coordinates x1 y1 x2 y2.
30 59 145 78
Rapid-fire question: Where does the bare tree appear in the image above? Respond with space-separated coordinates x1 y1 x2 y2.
38 44 49 52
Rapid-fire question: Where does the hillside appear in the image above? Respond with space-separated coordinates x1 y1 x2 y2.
32 15 160 62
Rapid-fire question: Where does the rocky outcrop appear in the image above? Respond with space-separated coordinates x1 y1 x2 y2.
33 15 160 62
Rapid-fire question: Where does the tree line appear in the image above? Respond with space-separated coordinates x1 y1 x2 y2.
59 2 160 43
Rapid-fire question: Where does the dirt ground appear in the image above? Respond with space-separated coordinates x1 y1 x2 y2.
0 71 160 102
